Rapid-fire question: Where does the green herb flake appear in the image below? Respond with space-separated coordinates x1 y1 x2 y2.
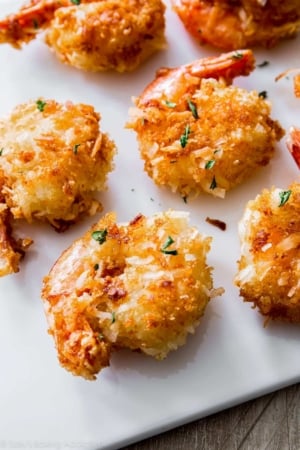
0 148 3 156
111 312 116 324
36 99 46 112
278 190 292 207
210 176 217 190
259 90 267 99
92 229 108 245
232 52 243 60
205 159 215 169
94 263 99 270
257 61 269 68
73 143 80 154
180 124 191 148
71 0 81 4
187 99 199 119
98 333 104 341
160 236 178 255
165 100 177 108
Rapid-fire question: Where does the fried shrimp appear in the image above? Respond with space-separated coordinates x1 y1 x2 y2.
0 0 166 72
235 182 300 323
0 99 116 276
41 210 223 379
172 0 300 51
127 50 284 199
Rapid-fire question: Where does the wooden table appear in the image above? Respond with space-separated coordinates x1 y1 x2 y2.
122 383 299 449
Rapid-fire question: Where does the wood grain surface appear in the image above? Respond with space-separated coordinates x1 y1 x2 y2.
121 383 300 450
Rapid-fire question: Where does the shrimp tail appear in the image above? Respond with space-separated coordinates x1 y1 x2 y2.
189 49 255 83
287 127 300 169
138 49 255 107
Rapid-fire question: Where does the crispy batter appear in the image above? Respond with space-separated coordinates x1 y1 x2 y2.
42 210 223 379
235 182 300 323
0 0 166 72
0 99 116 230
172 0 300 50
127 51 284 199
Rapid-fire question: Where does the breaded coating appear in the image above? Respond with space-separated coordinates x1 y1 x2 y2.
0 99 116 275
235 182 300 323
0 0 166 72
172 0 300 50
42 210 223 379
127 50 284 199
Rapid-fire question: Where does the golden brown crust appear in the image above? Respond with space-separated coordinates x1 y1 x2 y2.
0 0 166 72
42 210 222 379
172 0 300 50
235 182 300 323
128 54 284 198
0 99 116 230
45 0 166 72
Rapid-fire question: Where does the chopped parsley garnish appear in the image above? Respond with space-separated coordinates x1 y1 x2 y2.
36 100 46 112
187 99 199 119
71 0 81 4
205 159 215 169
94 263 99 270
210 176 217 190
257 61 269 68
259 90 267 99
92 229 108 244
73 143 80 154
232 52 243 60
160 236 178 255
278 190 291 206
0 148 3 156
165 100 177 108
180 125 191 148
111 312 116 324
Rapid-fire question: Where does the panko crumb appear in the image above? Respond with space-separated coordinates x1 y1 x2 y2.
235 182 300 323
42 210 224 379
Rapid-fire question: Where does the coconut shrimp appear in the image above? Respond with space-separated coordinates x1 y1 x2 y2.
0 98 116 276
235 181 300 323
42 210 223 379
172 0 300 51
127 50 284 199
0 0 166 72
